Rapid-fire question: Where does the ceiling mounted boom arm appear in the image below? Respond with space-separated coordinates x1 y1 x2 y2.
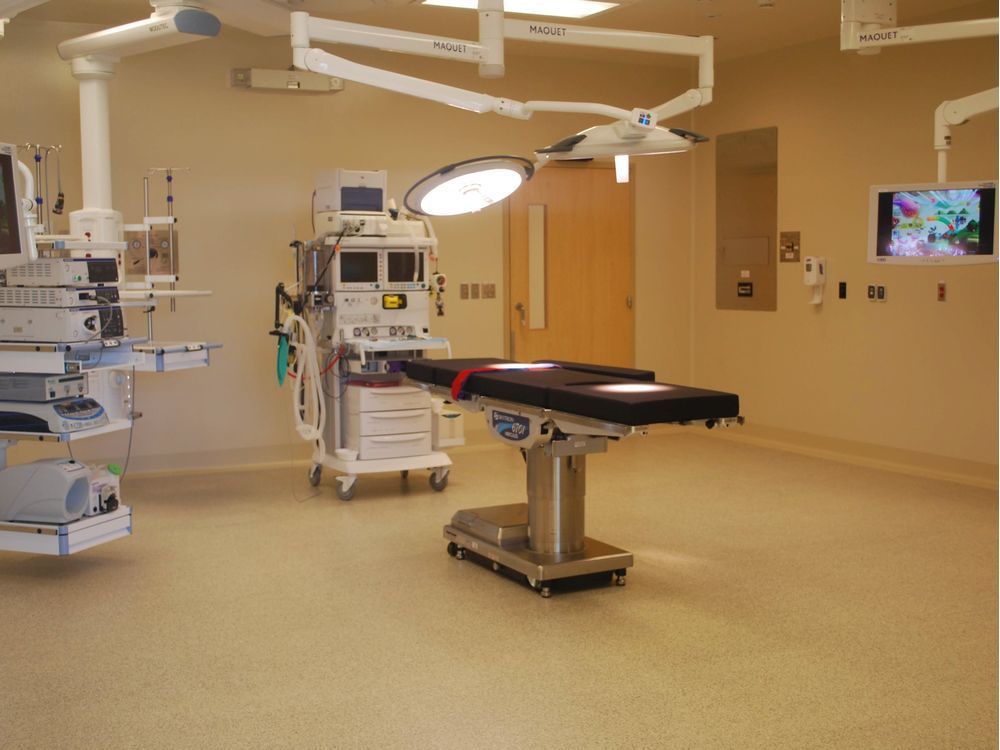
290 9 714 131
55 3 221 241
935 87 1000 182
840 0 998 181
841 15 997 53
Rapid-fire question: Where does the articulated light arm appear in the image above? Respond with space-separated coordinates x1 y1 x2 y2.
299 47 514 115
934 87 1000 182
503 18 715 118
292 6 717 214
291 10 714 131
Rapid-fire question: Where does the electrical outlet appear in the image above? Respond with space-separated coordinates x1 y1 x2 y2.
876 284 886 302
482 283 496 299
470 283 480 300
937 281 946 302
867 284 876 301
459 283 469 300
838 281 847 299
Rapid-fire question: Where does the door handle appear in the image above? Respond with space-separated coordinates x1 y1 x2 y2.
514 301 526 325
626 295 633 310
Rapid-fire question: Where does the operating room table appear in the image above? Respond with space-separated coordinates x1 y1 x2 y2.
405 358 742 597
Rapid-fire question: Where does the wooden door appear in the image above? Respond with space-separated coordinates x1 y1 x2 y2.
507 163 634 366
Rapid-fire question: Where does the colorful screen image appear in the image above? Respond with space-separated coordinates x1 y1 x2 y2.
875 187 996 258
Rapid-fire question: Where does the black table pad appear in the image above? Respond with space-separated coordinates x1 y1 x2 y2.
405 358 739 426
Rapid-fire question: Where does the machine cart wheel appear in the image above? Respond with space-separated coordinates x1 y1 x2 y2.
447 542 466 560
335 476 357 501
525 576 552 598
308 464 322 487
429 468 449 492
614 569 627 586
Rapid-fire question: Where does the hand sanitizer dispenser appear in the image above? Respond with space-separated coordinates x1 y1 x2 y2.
803 256 826 305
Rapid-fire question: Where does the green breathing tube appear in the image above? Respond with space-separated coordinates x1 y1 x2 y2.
276 334 289 386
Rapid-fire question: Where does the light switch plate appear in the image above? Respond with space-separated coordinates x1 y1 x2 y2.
779 231 800 263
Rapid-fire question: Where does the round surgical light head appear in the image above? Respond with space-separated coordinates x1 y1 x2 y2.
405 156 534 216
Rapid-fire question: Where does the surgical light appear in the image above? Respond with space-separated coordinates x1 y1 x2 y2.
538 123 707 162
405 156 535 216
422 0 619 19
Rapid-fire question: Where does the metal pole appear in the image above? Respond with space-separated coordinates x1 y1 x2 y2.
143 176 151 279
525 443 586 555
167 169 176 312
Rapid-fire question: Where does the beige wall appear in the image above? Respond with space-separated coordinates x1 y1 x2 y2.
691 15 998 480
0 19 692 472
2 11 996 484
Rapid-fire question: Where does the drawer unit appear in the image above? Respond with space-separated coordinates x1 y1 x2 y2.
354 432 432 460
346 384 430 413
353 408 431 437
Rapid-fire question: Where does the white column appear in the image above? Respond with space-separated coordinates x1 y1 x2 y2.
69 55 124 241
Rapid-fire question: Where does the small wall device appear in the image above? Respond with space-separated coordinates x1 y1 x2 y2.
803 256 826 305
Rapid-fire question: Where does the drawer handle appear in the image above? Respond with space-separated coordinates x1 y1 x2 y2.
370 434 427 444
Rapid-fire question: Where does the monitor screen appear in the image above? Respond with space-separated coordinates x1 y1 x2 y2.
340 186 383 213
338 251 379 283
1 144 29 262
386 250 425 284
869 181 997 265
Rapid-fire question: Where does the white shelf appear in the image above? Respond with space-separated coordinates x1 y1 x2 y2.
0 418 133 444
348 336 451 365
0 506 132 556
119 289 212 300
132 341 220 372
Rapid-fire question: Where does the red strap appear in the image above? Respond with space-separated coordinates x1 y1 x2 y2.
450 362 559 401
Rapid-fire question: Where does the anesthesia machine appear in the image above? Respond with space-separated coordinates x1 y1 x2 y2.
273 169 463 501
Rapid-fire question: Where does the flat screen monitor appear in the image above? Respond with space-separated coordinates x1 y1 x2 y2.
1 142 34 270
337 250 380 287
386 250 425 285
868 181 997 265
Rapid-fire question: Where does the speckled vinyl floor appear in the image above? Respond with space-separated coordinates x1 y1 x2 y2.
1 432 996 749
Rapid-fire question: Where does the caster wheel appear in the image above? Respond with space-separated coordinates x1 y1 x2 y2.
614 568 627 586
429 470 449 492
539 586 552 598
400 470 409 479
455 547 467 560
491 561 501 572
308 465 322 487
447 542 459 557
335 480 356 501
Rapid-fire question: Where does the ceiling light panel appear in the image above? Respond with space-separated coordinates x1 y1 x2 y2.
422 0 619 20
